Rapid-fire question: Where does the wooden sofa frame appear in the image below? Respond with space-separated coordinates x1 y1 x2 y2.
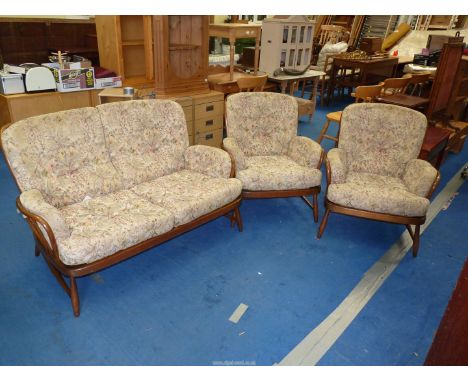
6 153 243 317
317 155 441 257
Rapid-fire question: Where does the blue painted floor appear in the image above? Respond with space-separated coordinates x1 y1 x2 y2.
0 95 466 365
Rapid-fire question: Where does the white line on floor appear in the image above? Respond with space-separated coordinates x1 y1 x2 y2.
279 163 467 366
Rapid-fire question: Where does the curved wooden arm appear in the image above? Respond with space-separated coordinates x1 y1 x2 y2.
16 197 60 261
222 143 236 179
425 171 441 199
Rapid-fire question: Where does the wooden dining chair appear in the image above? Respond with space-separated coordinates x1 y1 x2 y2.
236 75 268 92
403 73 431 96
380 77 411 95
317 84 383 146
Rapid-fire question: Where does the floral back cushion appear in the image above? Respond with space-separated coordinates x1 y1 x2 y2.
339 103 427 178
225 92 298 157
97 100 189 187
1 108 124 208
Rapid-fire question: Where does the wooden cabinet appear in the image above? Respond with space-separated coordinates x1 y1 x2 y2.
95 16 154 88
192 91 224 148
153 16 210 95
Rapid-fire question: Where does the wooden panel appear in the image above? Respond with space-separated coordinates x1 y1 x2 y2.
95 16 123 76
192 90 224 105
8 94 65 121
195 129 223 147
194 116 223 135
194 100 224 119
120 16 144 41
59 92 93 109
122 45 146 77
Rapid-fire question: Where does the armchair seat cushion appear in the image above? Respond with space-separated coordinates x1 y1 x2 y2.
130 170 242 227
237 155 322 191
327 172 430 217
58 190 175 266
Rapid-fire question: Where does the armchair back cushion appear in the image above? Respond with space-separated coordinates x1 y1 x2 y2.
339 103 427 178
225 92 297 157
97 100 189 187
1 108 123 208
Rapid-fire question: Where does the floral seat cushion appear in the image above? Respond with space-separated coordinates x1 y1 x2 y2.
130 169 242 227
58 190 174 266
327 172 430 217
237 155 322 191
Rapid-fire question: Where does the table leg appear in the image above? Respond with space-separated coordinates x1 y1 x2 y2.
229 40 235 82
280 81 287 94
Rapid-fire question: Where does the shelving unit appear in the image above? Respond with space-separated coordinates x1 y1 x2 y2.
95 15 154 88
153 16 210 95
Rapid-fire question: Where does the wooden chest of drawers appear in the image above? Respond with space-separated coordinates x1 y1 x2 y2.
192 91 224 148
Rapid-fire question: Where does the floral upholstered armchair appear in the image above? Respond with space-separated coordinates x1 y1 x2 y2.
317 103 440 257
224 92 324 221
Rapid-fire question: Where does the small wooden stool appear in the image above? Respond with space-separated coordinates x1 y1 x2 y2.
317 111 342 145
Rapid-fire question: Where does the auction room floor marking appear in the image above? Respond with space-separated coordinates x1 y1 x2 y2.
279 164 466 366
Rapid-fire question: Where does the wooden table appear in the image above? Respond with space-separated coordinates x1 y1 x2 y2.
208 23 261 82
268 69 325 96
268 70 325 120
328 56 399 104
418 127 452 169
377 94 430 109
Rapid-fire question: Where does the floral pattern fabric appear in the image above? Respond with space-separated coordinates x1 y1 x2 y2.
97 100 189 188
59 190 175 265
327 172 430 217
1 108 123 208
184 145 232 179
222 137 246 172
237 156 322 191
130 170 242 227
287 136 323 168
339 103 427 178
20 189 71 242
402 159 439 197
225 92 298 157
327 148 348 184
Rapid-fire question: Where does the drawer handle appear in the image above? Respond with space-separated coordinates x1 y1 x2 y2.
206 133 214 140
206 105 214 112
205 119 213 126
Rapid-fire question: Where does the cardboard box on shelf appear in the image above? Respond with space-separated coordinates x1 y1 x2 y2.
95 76 122 89
63 60 92 70
43 63 95 92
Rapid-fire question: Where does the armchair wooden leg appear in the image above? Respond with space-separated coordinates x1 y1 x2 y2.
234 207 243 232
317 208 331 239
313 194 319 223
412 224 421 258
70 276 80 317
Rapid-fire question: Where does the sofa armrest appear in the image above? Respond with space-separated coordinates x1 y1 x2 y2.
18 189 71 251
288 136 324 169
222 137 246 172
184 145 232 179
402 159 440 198
326 148 347 184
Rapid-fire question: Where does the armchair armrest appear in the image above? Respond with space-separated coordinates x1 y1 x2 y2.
184 145 232 179
18 189 71 252
222 137 246 172
402 159 440 198
288 136 324 169
326 148 347 184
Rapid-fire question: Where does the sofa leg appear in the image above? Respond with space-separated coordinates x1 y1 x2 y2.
412 224 421 258
34 240 41 257
70 276 80 317
317 208 330 239
234 207 243 232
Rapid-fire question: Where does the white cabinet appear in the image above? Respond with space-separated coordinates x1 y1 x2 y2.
260 15 315 75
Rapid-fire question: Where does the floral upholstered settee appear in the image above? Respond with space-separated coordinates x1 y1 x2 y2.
1 100 243 316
